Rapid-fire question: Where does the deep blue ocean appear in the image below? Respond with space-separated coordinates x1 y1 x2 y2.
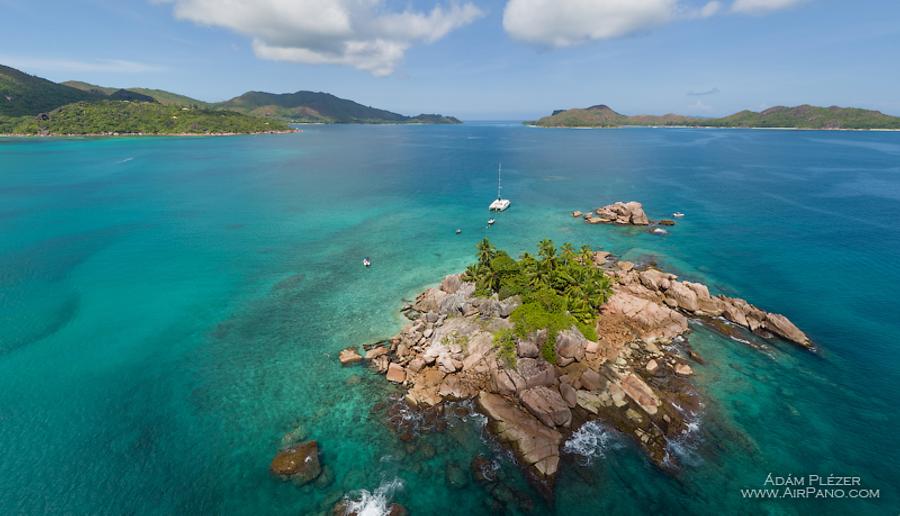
1 124 898 515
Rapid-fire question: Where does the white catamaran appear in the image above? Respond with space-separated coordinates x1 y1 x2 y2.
488 163 511 212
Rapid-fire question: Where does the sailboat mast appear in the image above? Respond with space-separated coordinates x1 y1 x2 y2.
497 163 502 200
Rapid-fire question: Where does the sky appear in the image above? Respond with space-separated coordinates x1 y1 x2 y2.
1 0 899 120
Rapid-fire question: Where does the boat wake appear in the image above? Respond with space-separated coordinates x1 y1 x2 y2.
116 157 134 164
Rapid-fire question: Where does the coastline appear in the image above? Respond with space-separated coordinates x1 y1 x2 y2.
344 240 814 501
524 123 900 132
0 129 300 138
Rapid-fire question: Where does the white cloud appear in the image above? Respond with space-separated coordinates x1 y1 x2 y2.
503 0 677 47
0 56 162 73
502 0 806 47
159 0 483 76
698 1 721 17
731 0 805 14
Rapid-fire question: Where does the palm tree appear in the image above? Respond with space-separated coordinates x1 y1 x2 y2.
560 242 575 263
579 245 594 266
537 239 557 277
476 238 494 268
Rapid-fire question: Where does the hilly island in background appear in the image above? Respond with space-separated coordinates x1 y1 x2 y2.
0 64 460 135
2 63 900 135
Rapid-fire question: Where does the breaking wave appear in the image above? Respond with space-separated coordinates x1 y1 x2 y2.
340 478 404 516
563 421 621 465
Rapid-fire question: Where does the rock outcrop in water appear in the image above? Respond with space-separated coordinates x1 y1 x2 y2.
354 249 812 497
270 440 322 485
583 201 650 225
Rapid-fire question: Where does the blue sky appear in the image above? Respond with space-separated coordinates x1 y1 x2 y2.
1 0 898 120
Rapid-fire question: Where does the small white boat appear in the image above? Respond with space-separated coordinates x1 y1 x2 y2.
487 218 496 226
455 228 462 235
652 228 668 235
673 212 685 218
363 257 371 267
488 163 511 211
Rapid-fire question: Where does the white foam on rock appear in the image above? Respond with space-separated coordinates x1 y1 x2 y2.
563 421 620 465
341 478 404 516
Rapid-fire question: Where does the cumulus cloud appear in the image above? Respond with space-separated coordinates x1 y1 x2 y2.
503 0 677 47
731 0 805 14
159 0 483 76
698 1 721 17
502 0 805 47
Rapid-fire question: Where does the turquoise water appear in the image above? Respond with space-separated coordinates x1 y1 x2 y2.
1 125 898 515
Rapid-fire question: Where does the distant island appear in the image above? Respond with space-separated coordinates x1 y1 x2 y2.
0 64 460 136
217 90 461 124
0 100 291 136
530 104 900 130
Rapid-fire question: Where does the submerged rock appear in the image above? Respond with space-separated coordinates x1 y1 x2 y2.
270 440 321 484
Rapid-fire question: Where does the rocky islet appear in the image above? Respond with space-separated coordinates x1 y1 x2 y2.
338 247 813 499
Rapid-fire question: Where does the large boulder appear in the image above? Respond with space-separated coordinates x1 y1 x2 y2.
440 274 463 294
517 330 545 358
520 386 572 427
405 367 445 407
339 347 363 366
764 312 812 349
594 201 650 225
619 374 661 416
516 358 557 389
639 268 674 291
559 382 578 408
270 441 321 484
579 369 604 391
364 346 388 360
477 392 562 479
386 363 406 383
602 292 689 343
666 281 699 313
414 287 449 313
555 328 587 364
683 281 723 316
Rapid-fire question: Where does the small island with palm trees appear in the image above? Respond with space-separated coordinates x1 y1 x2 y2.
333 238 813 500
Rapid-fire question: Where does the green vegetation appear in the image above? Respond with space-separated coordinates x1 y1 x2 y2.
464 239 611 363
441 330 470 353
0 101 290 135
493 328 518 368
217 90 461 124
63 81 209 107
3 64 459 128
531 104 900 130
1 65 101 116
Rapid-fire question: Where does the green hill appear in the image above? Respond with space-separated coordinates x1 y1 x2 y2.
63 80 207 107
3 63 458 129
125 88 208 107
1 65 102 116
0 100 291 135
217 90 461 124
531 104 900 130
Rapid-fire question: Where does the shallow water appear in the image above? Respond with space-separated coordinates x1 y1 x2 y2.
1 125 898 515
